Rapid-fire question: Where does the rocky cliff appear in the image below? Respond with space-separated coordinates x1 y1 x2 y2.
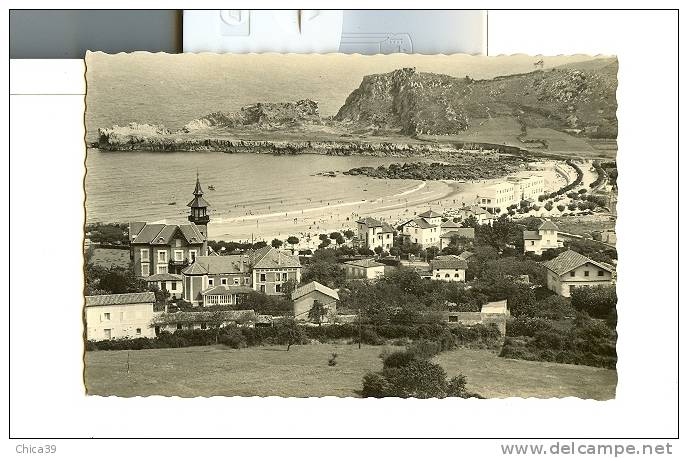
335 59 618 138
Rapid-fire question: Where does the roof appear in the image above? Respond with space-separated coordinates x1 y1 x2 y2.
431 257 468 270
344 258 385 268
523 230 542 240
402 218 436 229
251 247 301 269
187 195 211 208
458 250 475 260
182 262 209 275
146 273 183 282
151 310 256 325
130 222 206 245
357 217 394 232
538 220 559 231
188 255 250 275
440 228 476 239
292 281 339 301
440 220 461 229
418 209 442 218
85 292 156 307
462 205 491 216
201 285 254 296
541 250 615 276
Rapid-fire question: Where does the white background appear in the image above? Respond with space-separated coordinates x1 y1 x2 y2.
5 3 682 457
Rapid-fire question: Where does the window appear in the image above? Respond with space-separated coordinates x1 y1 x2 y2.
103 313 111 321
276 284 282 293
208 278 214 286
141 263 150 277
174 250 184 261
136 328 141 335
448 315 458 323
170 281 178 291
177 323 183 330
570 271 575 277
531 241 535 245
103 329 112 340
260 285 266 293
445 274 450 278
584 270 590 277
275 272 281 282
454 273 460 277
598 270 604 277
158 251 167 263
234 278 240 285
157 265 168 274
201 323 207 330
221 278 228 286
282 272 288 281
189 250 197 262
140 249 149 262
260 273 266 282
435 274 440 278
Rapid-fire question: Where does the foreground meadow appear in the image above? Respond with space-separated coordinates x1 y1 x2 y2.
84 344 616 399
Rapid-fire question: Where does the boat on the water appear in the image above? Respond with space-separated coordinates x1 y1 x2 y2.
168 202 176 205
208 185 216 190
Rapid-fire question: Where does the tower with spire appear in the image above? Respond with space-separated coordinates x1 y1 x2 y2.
187 172 210 238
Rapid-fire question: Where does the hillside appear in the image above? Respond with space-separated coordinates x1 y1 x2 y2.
334 59 618 139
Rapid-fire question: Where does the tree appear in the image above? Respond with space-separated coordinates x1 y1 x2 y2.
286 236 300 252
557 204 566 212
307 300 327 326
281 279 297 298
277 319 305 351
329 232 342 244
343 229 355 240
271 238 283 249
318 238 331 249
425 246 439 261
318 233 329 241
544 201 554 211
461 215 478 228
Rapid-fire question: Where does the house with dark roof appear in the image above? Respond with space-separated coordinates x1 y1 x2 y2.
439 228 476 250
343 258 385 279
541 250 615 297
356 216 395 251
292 281 339 323
129 175 210 277
400 209 443 248
84 292 156 340
429 255 468 282
523 219 562 255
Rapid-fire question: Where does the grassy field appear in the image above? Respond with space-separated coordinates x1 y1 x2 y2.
84 344 616 399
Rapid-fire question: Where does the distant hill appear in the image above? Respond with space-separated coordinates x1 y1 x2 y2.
334 59 618 139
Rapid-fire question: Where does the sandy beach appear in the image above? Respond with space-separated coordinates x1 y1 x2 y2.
207 162 567 247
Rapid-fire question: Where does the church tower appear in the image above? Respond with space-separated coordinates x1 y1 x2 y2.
187 172 210 238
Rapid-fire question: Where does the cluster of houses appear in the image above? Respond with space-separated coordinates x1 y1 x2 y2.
85 175 615 342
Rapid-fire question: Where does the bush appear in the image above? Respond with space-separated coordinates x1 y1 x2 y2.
361 372 388 398
506 317 556 337
532 330 565 351
381 359 449 398
357 328 385 345
407 339 443 359
383 350 416 369
571 286 617 319
219 327 246 349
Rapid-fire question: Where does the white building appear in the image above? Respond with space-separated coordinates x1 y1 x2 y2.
541 250 615 297
401 209 443 248
476 175 545 210
356 217 394 251
146 273 183 299
343 258 386 279
429 255 468 282
523 220 562 255
457 205 494 225
439 228 475 250
292 281 339 323
85 292 156 340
